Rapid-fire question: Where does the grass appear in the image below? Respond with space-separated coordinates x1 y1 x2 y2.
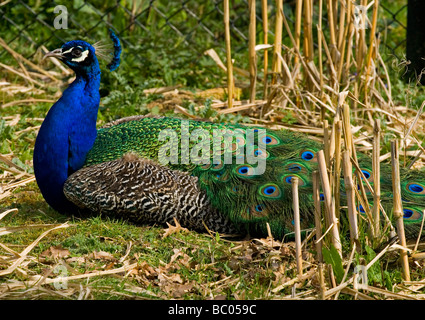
0 183 303 300
2 0 425 301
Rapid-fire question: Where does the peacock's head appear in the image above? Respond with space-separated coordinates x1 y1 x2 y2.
44 40 99 76
44 30 121 75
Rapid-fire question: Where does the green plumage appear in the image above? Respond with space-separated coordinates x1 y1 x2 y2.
80 115 425 239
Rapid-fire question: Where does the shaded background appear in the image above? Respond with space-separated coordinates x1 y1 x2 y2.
0 0 408 89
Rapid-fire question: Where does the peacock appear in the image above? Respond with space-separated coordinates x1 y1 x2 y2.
33 31 425 240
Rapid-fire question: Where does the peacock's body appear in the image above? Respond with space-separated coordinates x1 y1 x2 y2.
34 33 425 240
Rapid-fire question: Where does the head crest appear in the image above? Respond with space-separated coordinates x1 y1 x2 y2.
93 29 122 71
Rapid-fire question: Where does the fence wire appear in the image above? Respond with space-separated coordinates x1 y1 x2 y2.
0 1 407 76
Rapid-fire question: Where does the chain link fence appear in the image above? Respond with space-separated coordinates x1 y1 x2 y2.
0 0 407 85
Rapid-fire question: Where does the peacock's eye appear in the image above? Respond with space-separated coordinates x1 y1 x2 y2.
72 47 82 57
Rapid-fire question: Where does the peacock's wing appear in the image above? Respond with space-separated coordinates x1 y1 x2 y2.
82 116 326 238
64 153 237 234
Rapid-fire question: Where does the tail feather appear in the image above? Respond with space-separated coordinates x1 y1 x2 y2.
77 116 425 239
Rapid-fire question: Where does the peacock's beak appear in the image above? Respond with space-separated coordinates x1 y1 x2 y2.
43 48 63 60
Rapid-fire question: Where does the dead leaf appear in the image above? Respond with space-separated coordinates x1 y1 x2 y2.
66 256 85 264
39 245 70 263
158 272 183 284
162 218 189 238
89 251 117 262
254 236 282 249
166 248 192 270
171 283 194 298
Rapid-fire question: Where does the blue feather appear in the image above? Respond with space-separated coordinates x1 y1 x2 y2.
107 29 122 71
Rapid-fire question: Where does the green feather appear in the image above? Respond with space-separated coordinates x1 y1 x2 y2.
81 115 425 239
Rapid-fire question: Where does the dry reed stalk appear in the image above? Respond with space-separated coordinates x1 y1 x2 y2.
31 262 139 287
342 151 359 243
303 0 314 92
317 150 342 256
413 210 425 253
1 98 55 109
336 0 351 84
271 268 316 293
355 0 367 76
0 62 44 87
0 208 18 221
303 0 314 62
337 0 347 53
292 177 303 276
0 223 70 276
364 0 379 105
333 120 342 220
0 38 59 82
294 0 303 65
312 171 323 263
372 119 381 241
318 27 337 87
344 21 355 85
249 0 257 103
279 8 321 91
323 120 330 168
365 0 379 79
317 263 326 299
317 0 324 105
261 0 269 99
272 0 283 84
325 0 337 62
391 140 411 282
224 0 234 108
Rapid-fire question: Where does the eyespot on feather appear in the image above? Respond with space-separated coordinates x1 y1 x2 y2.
252 147 269 159
212 170 230 182
403 207 423 222
261 133 280 146
249 204 268 217
211 161 224 171
300 150 317 162
360 169 373 183
282 175 306 187
406 182 425 195
200 163 211 170
235 164 255 177
285 162 307 174
259 183 282 198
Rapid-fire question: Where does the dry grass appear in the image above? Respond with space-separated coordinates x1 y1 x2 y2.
2 1 425 300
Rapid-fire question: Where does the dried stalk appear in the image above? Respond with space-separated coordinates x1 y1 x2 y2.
317 150 342 256
224 0 233 108
312 171 323 263
333 120 342 220
372 119 381 241
292 177 303 276
272 0 283 84
391 140 410 282
294 0 303 65
262 0 269 99
342 151 359 243
249 0 257 103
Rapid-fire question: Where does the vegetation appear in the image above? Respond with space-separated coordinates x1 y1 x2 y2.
1 0 425 301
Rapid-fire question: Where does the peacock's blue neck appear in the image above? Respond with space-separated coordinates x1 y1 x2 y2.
34 69 101 214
